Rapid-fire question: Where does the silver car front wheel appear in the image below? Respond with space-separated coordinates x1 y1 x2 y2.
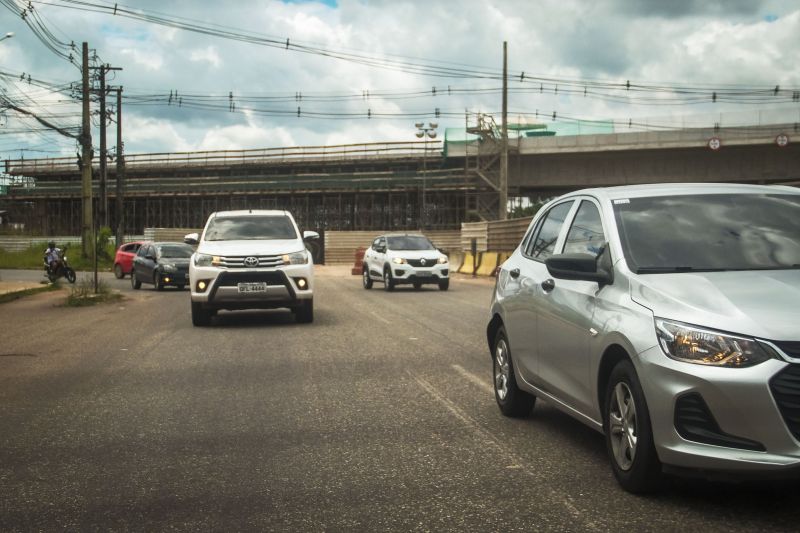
603 359 662 493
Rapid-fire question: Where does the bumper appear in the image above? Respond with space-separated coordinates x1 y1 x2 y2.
637 345 800 475
190 264 313 310
157 270 189 286
391 264 449 284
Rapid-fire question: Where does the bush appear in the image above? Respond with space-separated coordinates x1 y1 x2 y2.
65 275 122 307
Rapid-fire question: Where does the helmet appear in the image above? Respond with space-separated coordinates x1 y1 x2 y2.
48 240 55 248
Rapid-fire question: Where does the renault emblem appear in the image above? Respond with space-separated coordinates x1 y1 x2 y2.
244 256 259 267
420 258 427 266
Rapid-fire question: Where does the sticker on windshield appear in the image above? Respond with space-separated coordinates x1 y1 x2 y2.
613 199 630 205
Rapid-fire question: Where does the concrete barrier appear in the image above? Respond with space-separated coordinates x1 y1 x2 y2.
476 252 499 277
448 251 464 273
459 252 478 275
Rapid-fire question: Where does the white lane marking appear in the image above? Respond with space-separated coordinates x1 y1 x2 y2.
452 364 492 395
369 310 391 325
410 372 600 532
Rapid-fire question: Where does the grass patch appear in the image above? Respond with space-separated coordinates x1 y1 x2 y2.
65 276 123 307
0 282 60 305
0 243 116 271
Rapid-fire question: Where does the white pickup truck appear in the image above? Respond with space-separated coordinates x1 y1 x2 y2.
185 209 318 326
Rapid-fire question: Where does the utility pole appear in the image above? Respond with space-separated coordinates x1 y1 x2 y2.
115 87 125 249
80 42 93 259
499 41 508 220
98 64 107 227
91 64 122 229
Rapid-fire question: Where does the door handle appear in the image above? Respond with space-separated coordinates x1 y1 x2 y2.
509 268 520 279
541 278 555 292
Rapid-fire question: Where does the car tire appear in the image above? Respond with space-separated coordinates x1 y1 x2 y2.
114 263 124 279
383 267 395 292
363 268 373 289
493 326 535 417
295 299 314 323
154 274 164 291
439 279 449 291
604 359 662 494
131 272 141 290
191 301 212 327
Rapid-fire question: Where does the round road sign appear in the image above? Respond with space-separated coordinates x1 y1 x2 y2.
776 133 790 147
708 137 721 151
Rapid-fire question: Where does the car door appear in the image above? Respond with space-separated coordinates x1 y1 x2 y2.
137 244 156 283
536 198 609 415
371 236 387 277
502 200 575 384
366 237 382 278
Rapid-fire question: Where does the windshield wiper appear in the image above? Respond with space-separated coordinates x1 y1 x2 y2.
635 266 730 274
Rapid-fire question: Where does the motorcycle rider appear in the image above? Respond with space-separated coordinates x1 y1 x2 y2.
44 240 62 276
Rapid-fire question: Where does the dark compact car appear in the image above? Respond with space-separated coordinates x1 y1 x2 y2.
131 241 194 291
113 241 143 278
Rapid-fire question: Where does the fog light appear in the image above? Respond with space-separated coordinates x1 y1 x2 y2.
164 277 171 283
198 280 207 291
295 277 308 289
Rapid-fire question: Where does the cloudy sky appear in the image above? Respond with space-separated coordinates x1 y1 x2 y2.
1 0 799 160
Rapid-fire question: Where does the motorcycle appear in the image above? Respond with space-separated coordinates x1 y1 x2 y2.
45 249 77 284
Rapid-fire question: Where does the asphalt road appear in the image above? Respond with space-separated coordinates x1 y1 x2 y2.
1 267 799 531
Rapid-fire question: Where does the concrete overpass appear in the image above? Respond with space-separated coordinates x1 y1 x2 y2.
2 123 798 234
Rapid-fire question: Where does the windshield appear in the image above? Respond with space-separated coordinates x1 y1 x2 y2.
613 193 800 273
204 215 298 241
157 244 194 259
386 235 435 251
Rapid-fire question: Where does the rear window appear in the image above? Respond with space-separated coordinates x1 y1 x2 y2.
204 215 298 241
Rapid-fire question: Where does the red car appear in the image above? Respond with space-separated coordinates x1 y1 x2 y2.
113 241 144 278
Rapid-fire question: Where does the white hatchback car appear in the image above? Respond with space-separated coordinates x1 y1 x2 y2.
362 233 449 291
185 210 318 326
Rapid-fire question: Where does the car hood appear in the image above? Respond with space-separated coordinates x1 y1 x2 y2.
630 270 800 341
160 257 190 266
388 250 443 260
197 239 304 256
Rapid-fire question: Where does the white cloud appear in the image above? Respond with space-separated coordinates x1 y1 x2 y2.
189 46 221 68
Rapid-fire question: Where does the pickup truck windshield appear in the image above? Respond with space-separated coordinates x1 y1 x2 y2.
613 193 800 273
204 215 298 241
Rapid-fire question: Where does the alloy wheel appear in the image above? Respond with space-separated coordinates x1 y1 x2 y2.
494 338 510 400
609 382 637 471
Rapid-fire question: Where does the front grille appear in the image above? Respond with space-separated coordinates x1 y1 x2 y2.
407 258 438 267
215 271 288 287
770 364 800 440
219 254 284 268
774 341 800 359
674 393 765 451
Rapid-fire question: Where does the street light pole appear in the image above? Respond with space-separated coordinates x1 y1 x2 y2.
415 122 437 229
0 32 14 42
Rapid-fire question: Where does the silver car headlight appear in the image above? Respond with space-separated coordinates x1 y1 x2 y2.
282 251 308 265
438 255 448 264
160 263 177 272
655 318 773 368
392 257 407 264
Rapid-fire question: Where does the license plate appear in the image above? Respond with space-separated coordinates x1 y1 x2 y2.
238 282 267 293
415 271 432 277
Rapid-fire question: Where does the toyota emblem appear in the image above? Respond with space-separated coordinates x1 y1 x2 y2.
244 256 259 267
420 258 427 266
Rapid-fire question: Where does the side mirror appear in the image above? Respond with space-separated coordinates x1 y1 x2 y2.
376 246 386 253
184 232 199 245
303 230 320 240
146 254 156 261
545 253 613 285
